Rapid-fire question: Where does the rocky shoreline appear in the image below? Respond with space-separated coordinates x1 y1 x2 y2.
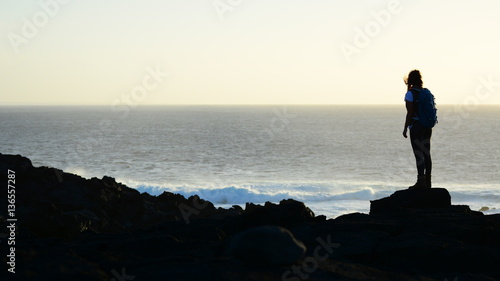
1 153 499 281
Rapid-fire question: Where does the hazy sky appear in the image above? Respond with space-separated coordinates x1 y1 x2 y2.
1 0 500 105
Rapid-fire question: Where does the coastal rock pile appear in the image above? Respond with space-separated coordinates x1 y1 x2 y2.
0 153 224 238
1 153 499 281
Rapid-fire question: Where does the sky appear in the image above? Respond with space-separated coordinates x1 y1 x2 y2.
1 0 500 105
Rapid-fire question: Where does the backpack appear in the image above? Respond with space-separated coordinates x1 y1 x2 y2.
411 88 438 128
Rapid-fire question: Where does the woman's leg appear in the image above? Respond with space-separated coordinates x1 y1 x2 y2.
423 128 432 175
423 127 432 187
410 122 426 176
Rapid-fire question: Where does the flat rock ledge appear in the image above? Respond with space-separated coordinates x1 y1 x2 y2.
370 187 452 215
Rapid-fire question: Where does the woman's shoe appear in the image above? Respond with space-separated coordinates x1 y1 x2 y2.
409 175 427 189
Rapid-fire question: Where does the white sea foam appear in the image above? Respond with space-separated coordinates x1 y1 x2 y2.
131 183 384 218
63 166 92 179
130 182 500 218
134 184 386 204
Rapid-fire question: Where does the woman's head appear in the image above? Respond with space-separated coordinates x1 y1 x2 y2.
404 69 423 90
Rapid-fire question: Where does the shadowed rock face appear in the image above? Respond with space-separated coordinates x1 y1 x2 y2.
0 153 225 238
1 153 500 281
226 226 306 265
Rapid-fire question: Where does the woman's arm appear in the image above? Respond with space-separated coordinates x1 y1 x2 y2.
403 100 414 138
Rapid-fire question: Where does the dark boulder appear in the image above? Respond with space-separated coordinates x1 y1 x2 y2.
221 199 322 235
370 188 451 215
225 226 306 265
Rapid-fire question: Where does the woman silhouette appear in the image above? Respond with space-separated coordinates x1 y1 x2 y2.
402 70 432 189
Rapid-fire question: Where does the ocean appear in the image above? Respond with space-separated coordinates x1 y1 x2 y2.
1 105 499 218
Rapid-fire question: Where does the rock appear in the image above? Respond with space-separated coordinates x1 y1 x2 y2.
0 154 228 238
226 226 306 265
479 206 490 212
222 199 320 234
2 153 500 280
0 153 33 171
370 188 451 215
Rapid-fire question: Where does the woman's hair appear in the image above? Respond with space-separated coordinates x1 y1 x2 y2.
404 69 423 91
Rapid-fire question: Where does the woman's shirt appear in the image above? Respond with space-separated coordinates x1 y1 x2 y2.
404 90 419 120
